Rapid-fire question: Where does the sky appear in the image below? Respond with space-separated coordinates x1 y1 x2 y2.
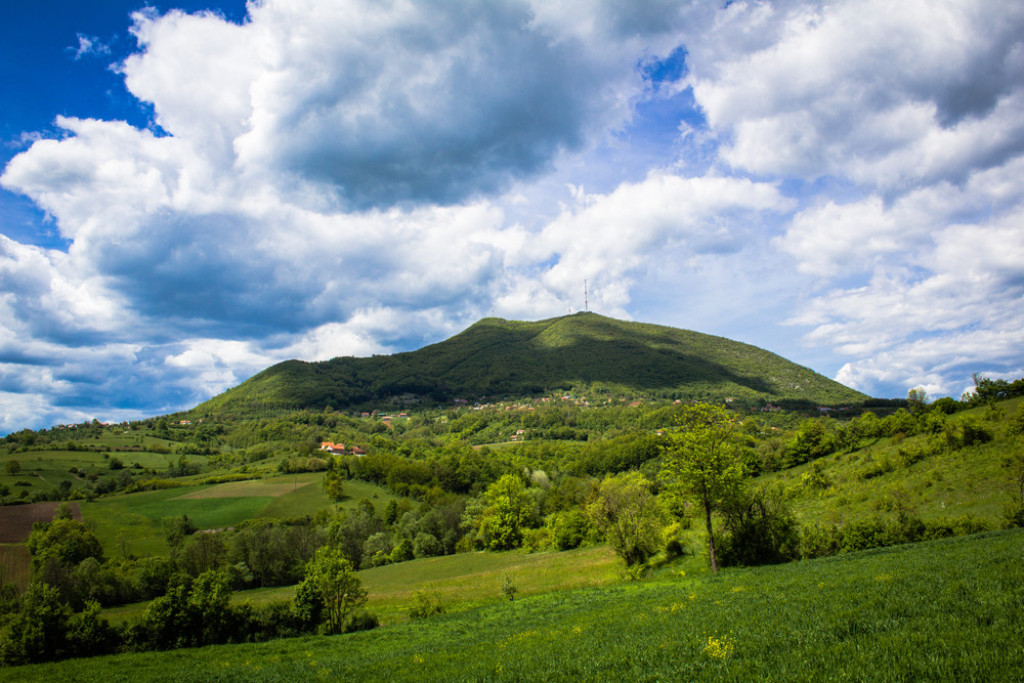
2 0 1023 433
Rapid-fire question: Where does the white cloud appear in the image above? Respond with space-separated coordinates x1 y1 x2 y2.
533 172 795 304
688 0 1024 191
3 0 1024 429
70 34 111 61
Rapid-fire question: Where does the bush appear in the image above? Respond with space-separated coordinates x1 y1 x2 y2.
551 509 589 550
409 590 446 619
945 417 993 449
413 532 443 558
718 486 800 567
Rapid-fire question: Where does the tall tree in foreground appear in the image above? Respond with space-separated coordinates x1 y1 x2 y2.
294 547 367 634
660 403 746 574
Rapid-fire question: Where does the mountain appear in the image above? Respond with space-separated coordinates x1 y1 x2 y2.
193 313 868 416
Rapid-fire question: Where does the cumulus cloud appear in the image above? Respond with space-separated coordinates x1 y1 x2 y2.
782 161 1024 395
688 0 1024 191
2 0 1024 429
531 173 795 308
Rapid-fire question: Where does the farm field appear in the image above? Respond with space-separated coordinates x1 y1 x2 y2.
0 502 81 591
11 528 1023 681
79 473 400 560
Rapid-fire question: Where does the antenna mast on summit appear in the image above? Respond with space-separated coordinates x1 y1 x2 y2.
584 279 589 313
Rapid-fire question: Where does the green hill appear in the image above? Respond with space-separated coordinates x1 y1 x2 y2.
195 313 866 416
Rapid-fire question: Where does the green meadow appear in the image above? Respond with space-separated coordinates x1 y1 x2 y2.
81 474 401 560
10 528 1023 681
763 397 1024 527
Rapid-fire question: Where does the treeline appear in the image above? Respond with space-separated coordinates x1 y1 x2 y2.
0 506 376 666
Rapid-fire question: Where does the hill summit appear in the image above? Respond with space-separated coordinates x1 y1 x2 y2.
195 313 867 415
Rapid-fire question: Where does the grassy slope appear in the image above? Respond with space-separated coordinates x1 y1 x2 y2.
759 397 1023 527
12 529 1023 681
0 436 202 502
101 545 625 627
197 313 867 415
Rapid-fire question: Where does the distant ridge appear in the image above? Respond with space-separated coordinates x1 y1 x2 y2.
194 313 867 416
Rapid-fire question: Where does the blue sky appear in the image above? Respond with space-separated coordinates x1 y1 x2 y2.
2 0 1024 432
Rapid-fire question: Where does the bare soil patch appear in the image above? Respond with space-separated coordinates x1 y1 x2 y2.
0 501 81 542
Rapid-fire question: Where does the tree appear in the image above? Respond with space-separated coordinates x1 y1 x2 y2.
139 571 234 649
27 517 105 601
0 582 71 665
293 547 367 634
474 474 536 550
660 403 747 574
907 387 929 414
586 471 664 567
323 468 345 502
717 485 799 567
4 459 20 475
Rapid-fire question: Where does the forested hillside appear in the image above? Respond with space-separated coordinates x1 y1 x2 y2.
195 314 867 417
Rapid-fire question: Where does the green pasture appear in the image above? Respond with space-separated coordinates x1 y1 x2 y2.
80 474 403 560
761 398 1023 528
0 446 202 502
225 544 626 626
15 528 1024 681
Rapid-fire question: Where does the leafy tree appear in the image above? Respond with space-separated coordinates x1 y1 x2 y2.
3 459 20 475
64 599 118 658
551 508 590 550
907 387 929 414
162 514 197 548
586 471 664 567
139 571 234 649
293 547 368 634
412 531 443 558
27 516 105 602
323 468 345 502
788 418 836 465
173 532 227 577
27 517 103 569
660 403 747 574
0 582 71 665
329 508 383 569
474 474 536 550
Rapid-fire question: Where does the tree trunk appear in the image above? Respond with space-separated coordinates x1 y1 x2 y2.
704 501 718 574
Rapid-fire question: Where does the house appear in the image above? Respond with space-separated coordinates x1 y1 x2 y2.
319 441 346 455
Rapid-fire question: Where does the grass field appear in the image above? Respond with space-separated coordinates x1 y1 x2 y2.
101 544 626 626
223 544 625 626
11 528 1023 681
759 398 1023 529
0 444 202 501
77 474 404 561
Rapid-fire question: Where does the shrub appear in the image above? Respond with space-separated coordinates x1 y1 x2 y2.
551 509 589 550
413 532 443 558
800 461 831 490
718 486 800 567
945 417 993 449
409 590 446 619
